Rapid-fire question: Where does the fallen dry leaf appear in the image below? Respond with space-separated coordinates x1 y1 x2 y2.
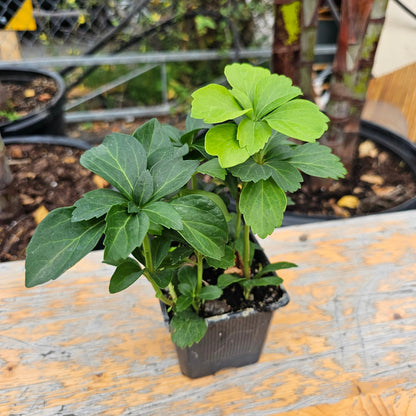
337 195 360 209
224 266 244 276
93 174 109 188
360 174 384 185
32 205 49 224
24 88 36 98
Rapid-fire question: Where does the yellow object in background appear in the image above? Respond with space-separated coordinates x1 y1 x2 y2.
1 0 36 31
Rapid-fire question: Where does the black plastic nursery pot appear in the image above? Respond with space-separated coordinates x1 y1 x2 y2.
161 248 290 379
0 67 66 138
282 120 416 226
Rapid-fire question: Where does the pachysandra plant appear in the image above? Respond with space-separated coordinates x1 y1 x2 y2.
25 63 346 351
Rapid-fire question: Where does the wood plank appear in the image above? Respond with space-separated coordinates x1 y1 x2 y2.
0 31 22 61
1 210 416 415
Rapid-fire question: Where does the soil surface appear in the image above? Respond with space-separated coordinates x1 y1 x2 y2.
0 143 109 262
0 77 57 125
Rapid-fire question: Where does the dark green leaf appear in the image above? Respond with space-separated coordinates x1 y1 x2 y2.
199 285 223 300
103 206 149 265
289 142 347 178
142 201 183 230
72 189 128 221
176 295 193 312
25 207 105 287
206 245 236 269
242 275 283 290
132 170 154 206
217 273 246 290
197 158 226 180
240 179 287 238
150 157 199 200
109 258 143 293
132 118 174 167
264 159 304 192
80 133 147 199
160 245 194 268
151 237 171 269
171 194 228 260
170 310 207 348
178 266 197 292
229 157 274 183
152 269 173 289
254 261 297 279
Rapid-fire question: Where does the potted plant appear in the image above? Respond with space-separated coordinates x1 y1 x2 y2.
25 63 345 378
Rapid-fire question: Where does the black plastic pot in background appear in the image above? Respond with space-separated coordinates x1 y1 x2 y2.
0 68 66 138
282 120 416 227
161 248 290 379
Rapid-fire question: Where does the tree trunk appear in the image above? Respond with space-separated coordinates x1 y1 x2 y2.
321 0 388 174
272 0 322 100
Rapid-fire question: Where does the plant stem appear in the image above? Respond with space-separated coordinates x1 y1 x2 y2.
196 251 204 294
191 173 198 190
143 269 173 307
143 234 154 273
235 191 242 244
243 222 251 280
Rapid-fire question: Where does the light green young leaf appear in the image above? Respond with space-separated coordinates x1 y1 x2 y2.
103 206 149 265
237 118 271 154
265 99 329 142
254 74 302 119
289 142 347 178
25 207 105 288
230 88 252 110
150 157 199 201
132 118 174 167
72 189 128 221
80 133 147 199
109 258 144 293
170 310 207 348
171 194 227 260
191 84 249 123
205 123 250 168
142 200 183 230
197 158 226 180
240 179 287 238
224 63 270 101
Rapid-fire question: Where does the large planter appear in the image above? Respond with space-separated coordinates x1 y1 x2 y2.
161 248 290 378
282 120 416 226
0 67 66 138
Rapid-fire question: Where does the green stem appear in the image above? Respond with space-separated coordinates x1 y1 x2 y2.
196 251 204 294
243 222 251 280
143 234 154 274
143 269 173 307
235 191 242 244
191 173 198 190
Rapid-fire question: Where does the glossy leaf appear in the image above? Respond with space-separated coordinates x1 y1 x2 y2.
142 201 183 230
132 170 154 206
103 206 149 265
240 179 287 238
72 189 127 221
237 118 271 154
171 194 227 260
265 99 329 142
289 143 347 178
109 258 144 293
80 133 147 199
191 84 249 123
150 157 199 200
152 269 174 289
206 245 236 269
132 118 174 167
170 310 207 348
25 207 105 287
205 123 250 168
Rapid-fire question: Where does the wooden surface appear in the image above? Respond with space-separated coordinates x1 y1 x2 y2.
1 210 416 415
364 62 416 143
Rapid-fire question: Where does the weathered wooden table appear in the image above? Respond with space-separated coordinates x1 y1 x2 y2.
1 210 416 415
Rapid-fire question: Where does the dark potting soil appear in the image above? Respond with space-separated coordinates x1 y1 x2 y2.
287 139 416 217
0 143 109 262
0 77 57 125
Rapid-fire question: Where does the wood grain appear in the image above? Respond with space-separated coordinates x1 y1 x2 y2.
1 210 416 415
